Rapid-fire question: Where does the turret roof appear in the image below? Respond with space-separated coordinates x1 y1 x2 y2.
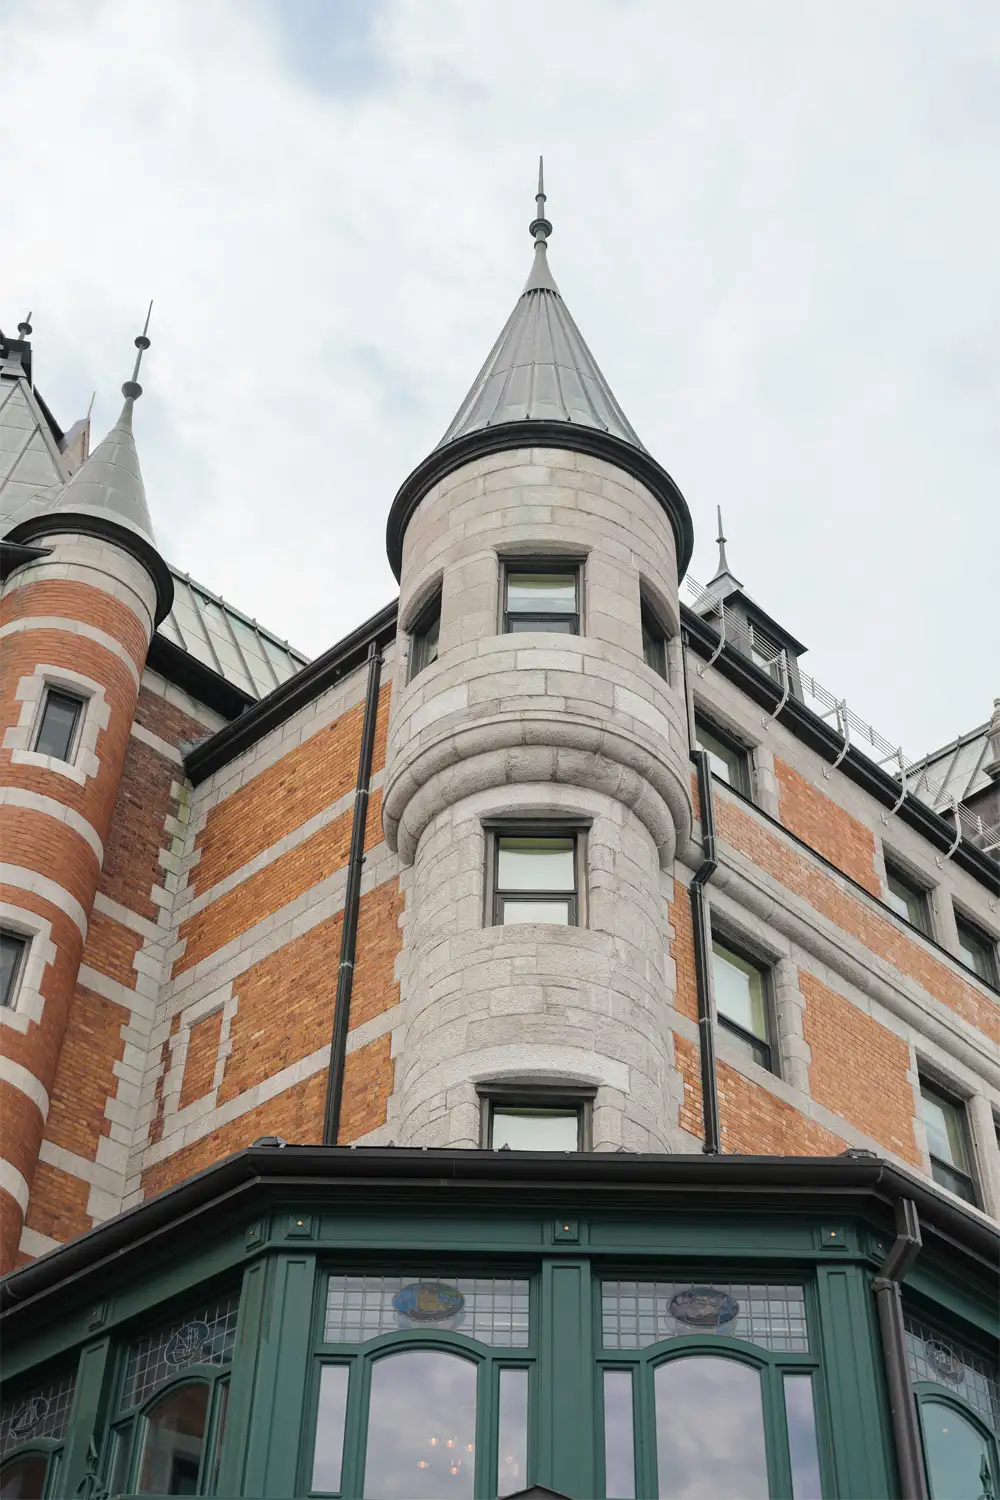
41 394 156 543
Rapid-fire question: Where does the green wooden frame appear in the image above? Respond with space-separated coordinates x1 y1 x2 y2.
913 1384 999 1498
0 1436 65 1499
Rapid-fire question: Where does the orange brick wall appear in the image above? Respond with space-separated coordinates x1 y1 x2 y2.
43 985 128 1162
23 1161 93 1246
179 1010 224 1109
668 885 699 1023
801 971 920 1165
340 1034 395 1145
99 734 181 921
774 758 880 895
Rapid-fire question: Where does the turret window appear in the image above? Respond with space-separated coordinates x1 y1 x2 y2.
503 564 580 634
0 931 28 1009
487 827 583 926
640 599 669 680
408 591 441 681
33 687 84 763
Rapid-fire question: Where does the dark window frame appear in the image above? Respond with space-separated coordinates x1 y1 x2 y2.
883 858 932 937
693 714 753 799
640 597 669 681
485 820 587 929
477 1083 596 1151
0 927 29 1009
917 1074 978 1206
501 558 582 636
954 913 999 987
710 932 777 1074
407 589 442 682
32 685 86 764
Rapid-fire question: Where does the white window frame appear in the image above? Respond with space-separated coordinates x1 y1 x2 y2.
3 666 109 786
0 906 56 1031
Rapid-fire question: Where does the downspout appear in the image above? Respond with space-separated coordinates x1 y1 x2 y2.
322 641 383 1145
690 748 722 1154
873 1197 929 1500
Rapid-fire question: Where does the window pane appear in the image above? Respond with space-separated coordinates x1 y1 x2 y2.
642 621 667 680
1 933 27 1008
137 1382 209 1495
654 1356 768 1499
497 1369 528 1497
956 922 996 983
712 942 767 1040
34 690 82 761
885 870 926 930
0 1455 48 1499
363 1350 476 1499
694 724 744 790
500 898 572 926
603 1369 636 1499
920 1087 970 1173
506 572 576 612
921 1399 994 1500
784 1374 822 1500
497 837 575 892
930 1159 976 1204
312 1365 349 1493
492 1108 579 1151
507 616 576 633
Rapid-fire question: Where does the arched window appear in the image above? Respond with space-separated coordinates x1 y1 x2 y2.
0 1454 50 1500
919 1396 997 1500
364 1349 478 1497
136 1381 212 1496
654 1355 769 1498
0 1369 76 1500
905 1314 999 1500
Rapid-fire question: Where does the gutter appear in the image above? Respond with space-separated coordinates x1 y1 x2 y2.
689 749 722 1154
873 1198 929 1500
323 641 383 1144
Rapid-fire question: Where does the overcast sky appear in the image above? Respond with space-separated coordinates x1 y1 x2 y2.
3 0 996 757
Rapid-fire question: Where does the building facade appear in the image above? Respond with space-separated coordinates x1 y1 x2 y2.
0 189 997 1500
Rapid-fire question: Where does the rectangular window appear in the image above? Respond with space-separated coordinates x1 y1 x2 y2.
492 830 580 926
884 861 931 935
712 938 774 1071
694 716 752 798
503 564 579 634
955 916 998 986
408 592 441 681
0 930 28 1009
640 600 668 680
919 1078 976 1204
490 1104 582 1151
602 1369 636 1499
33 688 84 762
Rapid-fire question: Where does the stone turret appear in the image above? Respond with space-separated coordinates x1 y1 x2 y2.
382 171 696 1152
0 318 171 1270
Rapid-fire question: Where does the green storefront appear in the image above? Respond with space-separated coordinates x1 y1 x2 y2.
1 1149 997 1500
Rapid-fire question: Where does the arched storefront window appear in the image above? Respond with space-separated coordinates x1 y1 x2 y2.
0 1369 76 1500
905 1315 999 1500
305 1273 533 1498
598 1278 827 1498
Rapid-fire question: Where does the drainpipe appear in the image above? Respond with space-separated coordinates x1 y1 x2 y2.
323 641 383 1146
690 748 722 1155
873 1197 929 1500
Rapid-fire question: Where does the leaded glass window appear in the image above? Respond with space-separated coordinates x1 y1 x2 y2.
121 1292 240 1410
0 1372 75 1458
905 1316 999 1429
323 1275 530 1347
602 1281 809 1352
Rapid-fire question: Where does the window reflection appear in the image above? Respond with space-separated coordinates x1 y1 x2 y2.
603 1369 636 1499
783 1374 823 1499
921 1399 996 1500
363 1350 477 1499
137 1382 209 1495
654 1356 768 1499
0 1455 48 1499
312 1366 350 1493
497 1368 528 1497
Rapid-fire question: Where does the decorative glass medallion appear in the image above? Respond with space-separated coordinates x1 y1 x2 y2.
324 1274 529 1346
904 1315 999 1426
602 1281 808 1352
122 1292 239 1410
164 1320 213 1368
668 1286 740 1330
391 1281 466 1323
923 1339 965 1385
0 1372 76 1458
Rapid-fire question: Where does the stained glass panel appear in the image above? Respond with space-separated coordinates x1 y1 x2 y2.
602 1281 809 1352
324 1275 529 1347
904 1316 999 1428
121 1292 240 1411
0 1371 76 1457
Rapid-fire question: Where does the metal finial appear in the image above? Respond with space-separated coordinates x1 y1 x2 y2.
716 505 731 575
17 312 32 339
122 300 153 401
529 155 552 243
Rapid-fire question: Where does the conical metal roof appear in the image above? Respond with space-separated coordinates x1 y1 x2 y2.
438 178 643 451
42 394 156 543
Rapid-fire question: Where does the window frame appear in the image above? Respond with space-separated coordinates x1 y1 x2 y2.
0 928 29 1010
485 821 587 929
954 913 999 987
477 1083 596 1151
0 1442 63 1499
710 933 777 1074
640 598 669 681
501 558 582 636
105 1368 230 1497
913 1387 999 1500
31 685 86 765
883 858 932 936
407 589 442 683
917 1075 978 1206
304 1267 538 1498
693 715 753 799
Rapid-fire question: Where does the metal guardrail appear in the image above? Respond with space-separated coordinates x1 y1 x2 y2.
686 578 999 860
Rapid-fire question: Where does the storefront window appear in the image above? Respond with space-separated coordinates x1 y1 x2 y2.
0 1369 76 1500
0 1454 49 1499
655 1356 768 1498
905 1315 999 1500
920 1399 996 1500
137 1383 210 1495
364 1350 477 1498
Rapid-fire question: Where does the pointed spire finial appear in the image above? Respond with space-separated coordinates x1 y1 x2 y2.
715 505 730 575
122 301 153 401
529 155 552 244
17 312 33 339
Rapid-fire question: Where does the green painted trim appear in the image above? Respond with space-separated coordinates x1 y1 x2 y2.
539 1259 594 1496
244 1254 317 1498
816 1265 894 1499
215 1257 268 1496
59 1336 111 1498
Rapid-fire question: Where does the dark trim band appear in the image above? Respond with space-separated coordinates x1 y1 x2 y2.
5 511 174 627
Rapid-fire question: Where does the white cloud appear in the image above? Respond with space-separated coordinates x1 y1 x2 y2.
3 0 996 753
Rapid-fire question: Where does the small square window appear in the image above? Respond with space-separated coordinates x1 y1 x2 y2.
955 916 998 986
408 592 441 681
641 601 668 680
918 1078 977 1204
503 564 579 635
884 861 930 935
33 688 84 763
490 1105 582 1151
694 716 752 798
712 938 774 1071
1 930 29 1008
489 828 582 927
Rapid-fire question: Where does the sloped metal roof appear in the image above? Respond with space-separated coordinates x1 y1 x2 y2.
0 361 72 532
158 570 309 699
905 713 998 812
437 237 644 452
